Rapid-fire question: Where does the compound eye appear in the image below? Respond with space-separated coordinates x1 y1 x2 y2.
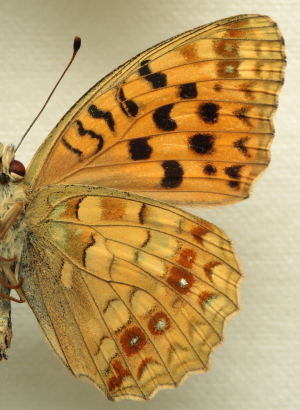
9 160 26 177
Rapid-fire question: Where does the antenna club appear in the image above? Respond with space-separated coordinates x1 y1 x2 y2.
15 36 82 152
74 36 81 53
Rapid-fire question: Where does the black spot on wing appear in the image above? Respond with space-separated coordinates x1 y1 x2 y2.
139 203 147 225
62 138 83 156
75 197 85 220
119 88 126 101
153 104 177 131
83 234 96 268
103 298 119 314
228 180 240 190
125 100 139 117
76 120 104 152
198 103 220 124
88 104 115 131
141 231 151 248
189 133 215 155
139 60 151 76
234 137 250 157
129 138 153 161
214 83 222 92
161 160 184 189
118 87 139 117
233 107 252 127
179 83 197 99
139 60 167 89
203 164 217 175
146 73 167 89
224 165 244 179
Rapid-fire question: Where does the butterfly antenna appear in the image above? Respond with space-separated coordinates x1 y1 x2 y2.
15 36 81 153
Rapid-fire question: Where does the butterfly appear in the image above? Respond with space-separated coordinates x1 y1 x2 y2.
0 14 285 401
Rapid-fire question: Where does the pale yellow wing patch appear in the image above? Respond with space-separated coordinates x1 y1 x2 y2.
25 14 285 206
21 185 242 401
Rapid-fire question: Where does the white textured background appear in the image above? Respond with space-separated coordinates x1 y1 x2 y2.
0 1 299 409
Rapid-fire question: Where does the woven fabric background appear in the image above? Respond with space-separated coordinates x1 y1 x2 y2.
1 1 299 409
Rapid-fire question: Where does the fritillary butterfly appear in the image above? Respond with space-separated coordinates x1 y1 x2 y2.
0 14 285 401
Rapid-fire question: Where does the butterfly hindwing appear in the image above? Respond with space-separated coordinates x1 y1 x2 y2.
25 14 285 206
21 184 242 400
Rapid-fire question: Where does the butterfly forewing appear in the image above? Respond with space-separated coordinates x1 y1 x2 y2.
21 185 242 400
25 14 285 206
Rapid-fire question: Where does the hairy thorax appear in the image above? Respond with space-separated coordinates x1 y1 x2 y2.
0 144 27 260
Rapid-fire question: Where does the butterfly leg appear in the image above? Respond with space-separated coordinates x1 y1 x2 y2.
0 265 25 303
0 275 24 290
0 290 24 304
0 202 25 303
0 201 23 240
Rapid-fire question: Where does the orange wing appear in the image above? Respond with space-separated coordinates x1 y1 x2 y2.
22 184 242 400
25 14 285 206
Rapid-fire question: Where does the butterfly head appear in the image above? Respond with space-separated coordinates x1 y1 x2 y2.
0 144 25 185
